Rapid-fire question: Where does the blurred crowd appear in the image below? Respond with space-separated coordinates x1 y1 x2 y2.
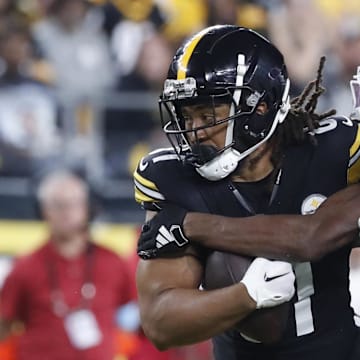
0 0 359 221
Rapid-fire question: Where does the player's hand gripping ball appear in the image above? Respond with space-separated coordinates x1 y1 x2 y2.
203 251 295 344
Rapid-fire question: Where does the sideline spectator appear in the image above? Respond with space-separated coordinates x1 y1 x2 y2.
266 0 331 94
32 0 116 177
101 1 172 179
158 0 267 48
0 171 132 360
32 0 115 97
206 0 267 34
319 15 360 116
0 15 60 176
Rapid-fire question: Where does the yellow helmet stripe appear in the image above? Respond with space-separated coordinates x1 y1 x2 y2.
133 170 158 191
177 25 222 80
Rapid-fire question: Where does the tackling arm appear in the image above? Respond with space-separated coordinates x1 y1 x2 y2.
184 183 360 261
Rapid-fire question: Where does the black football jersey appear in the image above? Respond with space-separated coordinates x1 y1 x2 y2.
134 116 360 359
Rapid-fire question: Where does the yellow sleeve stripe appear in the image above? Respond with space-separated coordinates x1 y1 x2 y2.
348 124 360 184
134 170 158 191
350 124 360 158
134 179 165 201
347 160 360 184
177 25 222 80
134 187 159 204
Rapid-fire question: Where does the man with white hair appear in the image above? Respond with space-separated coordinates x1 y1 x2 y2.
0 170 132 360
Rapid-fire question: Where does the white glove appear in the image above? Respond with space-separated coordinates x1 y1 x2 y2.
240 257 295 309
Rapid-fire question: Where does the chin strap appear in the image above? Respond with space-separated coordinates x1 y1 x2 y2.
195 147 241 181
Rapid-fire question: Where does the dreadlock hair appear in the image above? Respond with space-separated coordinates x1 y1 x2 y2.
271 56 336 166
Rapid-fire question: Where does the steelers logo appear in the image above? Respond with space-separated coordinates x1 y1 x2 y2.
301 194 327 215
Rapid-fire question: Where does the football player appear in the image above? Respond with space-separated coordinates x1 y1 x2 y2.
134 25 360 359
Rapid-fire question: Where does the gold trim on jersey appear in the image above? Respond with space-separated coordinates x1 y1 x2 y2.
134 179 165 201
135 187 159 203
134 170 158 191
348 124 360 184
134 170 165 203
177 25 222 80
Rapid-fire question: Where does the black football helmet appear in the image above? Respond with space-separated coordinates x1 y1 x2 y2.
159 25 290 181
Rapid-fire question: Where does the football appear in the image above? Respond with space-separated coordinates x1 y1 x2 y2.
203 251 290 344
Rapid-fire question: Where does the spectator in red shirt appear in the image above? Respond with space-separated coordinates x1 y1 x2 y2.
0 170 132 360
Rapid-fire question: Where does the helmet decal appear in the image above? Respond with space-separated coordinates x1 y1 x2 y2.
163 77 198 100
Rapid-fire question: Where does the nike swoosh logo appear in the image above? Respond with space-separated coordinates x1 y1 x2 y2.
139 158 149 172
264 272 290 282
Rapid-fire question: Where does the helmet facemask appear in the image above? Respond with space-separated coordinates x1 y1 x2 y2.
159 78 290 181
160 86 236 167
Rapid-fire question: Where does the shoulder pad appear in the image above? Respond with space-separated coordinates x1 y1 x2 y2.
133 147 181 205
314 116 360 184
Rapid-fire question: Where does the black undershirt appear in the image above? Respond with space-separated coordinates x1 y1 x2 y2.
232 171 275 214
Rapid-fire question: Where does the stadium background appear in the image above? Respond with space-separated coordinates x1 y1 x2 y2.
0 0 359 359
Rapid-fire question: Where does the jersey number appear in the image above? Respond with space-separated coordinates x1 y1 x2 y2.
293 262 315 336
314 117 353 135
294 248 360 337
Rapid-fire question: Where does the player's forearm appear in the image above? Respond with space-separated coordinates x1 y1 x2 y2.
184 213 313 261
184 184 360 261
140 284 255 349
184 210 357 261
